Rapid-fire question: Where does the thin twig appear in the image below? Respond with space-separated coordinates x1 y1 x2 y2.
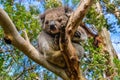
15 64 36 80
22 30 30 43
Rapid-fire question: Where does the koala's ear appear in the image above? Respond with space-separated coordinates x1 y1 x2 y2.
64 6 73 17
39 13 45 24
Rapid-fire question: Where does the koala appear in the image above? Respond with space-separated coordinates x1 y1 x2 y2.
38 7 87 68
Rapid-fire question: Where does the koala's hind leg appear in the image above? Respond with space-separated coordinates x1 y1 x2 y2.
45 50 65 68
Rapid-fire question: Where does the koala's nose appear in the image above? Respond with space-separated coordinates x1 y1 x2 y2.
50 21 56 30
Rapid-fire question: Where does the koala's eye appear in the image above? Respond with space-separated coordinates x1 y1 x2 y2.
58 18 62 22
45 21 49 24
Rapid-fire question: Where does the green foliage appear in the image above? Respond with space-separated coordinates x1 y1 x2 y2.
72 0 80 5
113 0 120 6
113 58 120 79
45 0 62 9
113 58 120 75
103 0 110 4
0 56 4 71
43 70 57 80
85 6 108 31
3 2 40 41
0 27 3 37
81 38 111 79
106 3 115 13
114 76 120 80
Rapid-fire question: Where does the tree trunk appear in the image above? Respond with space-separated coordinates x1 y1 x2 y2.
95 1 118 79
100 28 118 79
59 0 93 80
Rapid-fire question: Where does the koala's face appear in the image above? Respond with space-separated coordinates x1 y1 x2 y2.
40 7 72 35
43 12 68 34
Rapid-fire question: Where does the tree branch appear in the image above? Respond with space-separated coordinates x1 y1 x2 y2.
0 8 68 80
60 0 93 80
15 64 36 80
66 0 93 37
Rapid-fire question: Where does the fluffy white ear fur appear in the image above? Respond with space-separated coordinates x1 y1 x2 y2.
39 13 45 28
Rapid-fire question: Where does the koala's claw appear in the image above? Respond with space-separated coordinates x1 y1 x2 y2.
74 31 81 38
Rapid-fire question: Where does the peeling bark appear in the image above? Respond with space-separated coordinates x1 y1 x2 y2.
100 28 118 79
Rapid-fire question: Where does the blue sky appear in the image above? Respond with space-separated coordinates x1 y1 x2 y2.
105 13 120 59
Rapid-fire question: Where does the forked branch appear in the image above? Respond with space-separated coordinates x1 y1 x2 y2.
60 0 93 80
